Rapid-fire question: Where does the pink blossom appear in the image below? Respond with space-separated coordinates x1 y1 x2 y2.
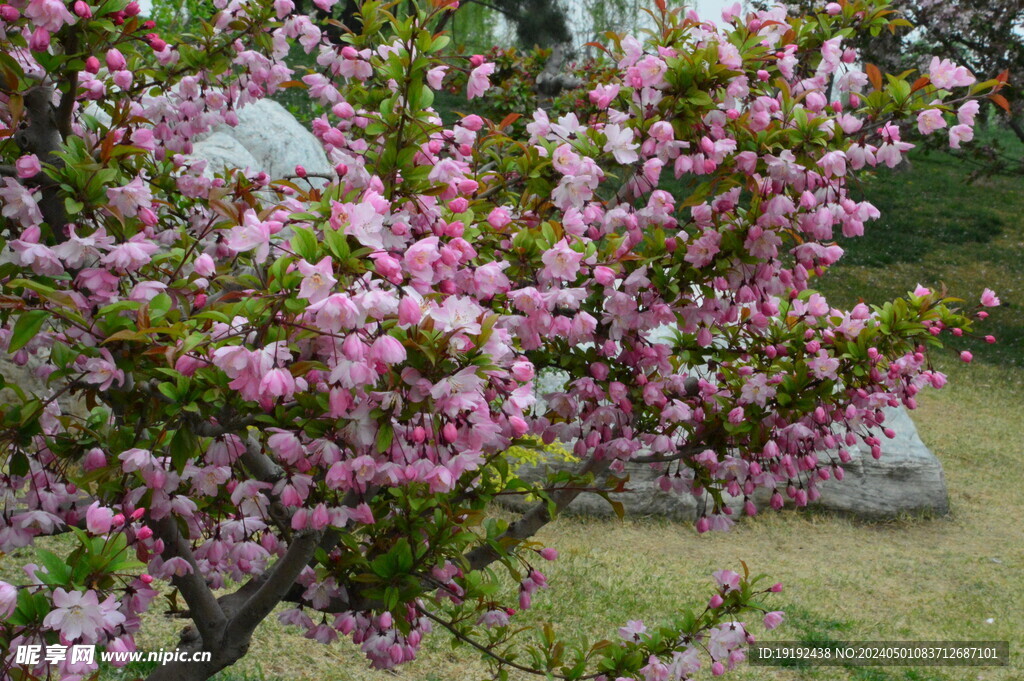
0 581 16 619
763 611 784 630
981 288 1000 307
712 569 741 593
106 48 127 71
618 619 647 641
101 234 158 272
426 65 447 89
428 296 483 335
24 0 76 32
15 154 41 178
928 57 975 90
957 100 980 126
226 210 276 263
916 109 946 135
85 501 114 534
603 124 639 164
260 368 296 401
106 176 152 218
684 230 721 268
194 253 216 277
948 124 974 149
589 83 620 109
42 588 124 643
82 349 124 391
370 335 407 364
297 257 337 304
466 62 495 100
541 239 583 281
0 177 44 226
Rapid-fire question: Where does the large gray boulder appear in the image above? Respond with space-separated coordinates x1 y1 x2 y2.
200 99 333 185
189 132 261 177
516 371 948 521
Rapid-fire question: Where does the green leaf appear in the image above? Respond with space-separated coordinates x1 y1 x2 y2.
376 421 394 453
35 548 72 585
9 310 48 352
291 226 318 261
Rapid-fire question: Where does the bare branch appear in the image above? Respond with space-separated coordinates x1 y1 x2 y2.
464 455 612 571
224 527 325 640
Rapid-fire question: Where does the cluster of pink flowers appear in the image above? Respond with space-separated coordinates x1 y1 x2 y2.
0 0 1000 679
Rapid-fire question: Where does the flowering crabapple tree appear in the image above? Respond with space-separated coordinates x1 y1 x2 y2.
0 0 1004 679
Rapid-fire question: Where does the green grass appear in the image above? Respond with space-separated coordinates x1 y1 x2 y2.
817 134 1024 369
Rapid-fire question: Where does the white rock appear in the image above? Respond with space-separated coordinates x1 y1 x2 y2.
189 132 261 178
210 99 333 187
519 365 948 520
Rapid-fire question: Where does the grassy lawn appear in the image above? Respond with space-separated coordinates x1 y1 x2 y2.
2 143 1022 680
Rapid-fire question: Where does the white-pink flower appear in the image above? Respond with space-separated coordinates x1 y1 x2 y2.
928 56 975 90
467 62 495 100
24 0 76 33
981 288 1000 307
297 256 337 304
42 589 124 643
541 239 583 281
226 210 276 263
106 177 152 218
916 109 946 135
948 123 974 149
603 124 639 164
82 348 125 391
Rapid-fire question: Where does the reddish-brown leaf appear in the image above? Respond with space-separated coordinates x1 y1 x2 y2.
990 93 1012 113
865 63 883 92
910 76 930 93
497 113 521 130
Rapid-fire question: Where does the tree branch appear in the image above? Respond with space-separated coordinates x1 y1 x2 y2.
150 516 227 646
464 455 612 571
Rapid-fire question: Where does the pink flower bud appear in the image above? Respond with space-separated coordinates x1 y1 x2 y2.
509 416 529 436
398 296 421 325
539 547 558 561
709 594 724 608
86 501 114 534
29 27 51 52
294 164 306 177
136 526 153 540
73 1 92 18
124 1 141 15
593 266 615 286
442 422 458 443
960 350 973 363
140 574 154 584
106 48 127 71
0 5 20 22
15 154 41 178
194 253 216 277
469 54 485 67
